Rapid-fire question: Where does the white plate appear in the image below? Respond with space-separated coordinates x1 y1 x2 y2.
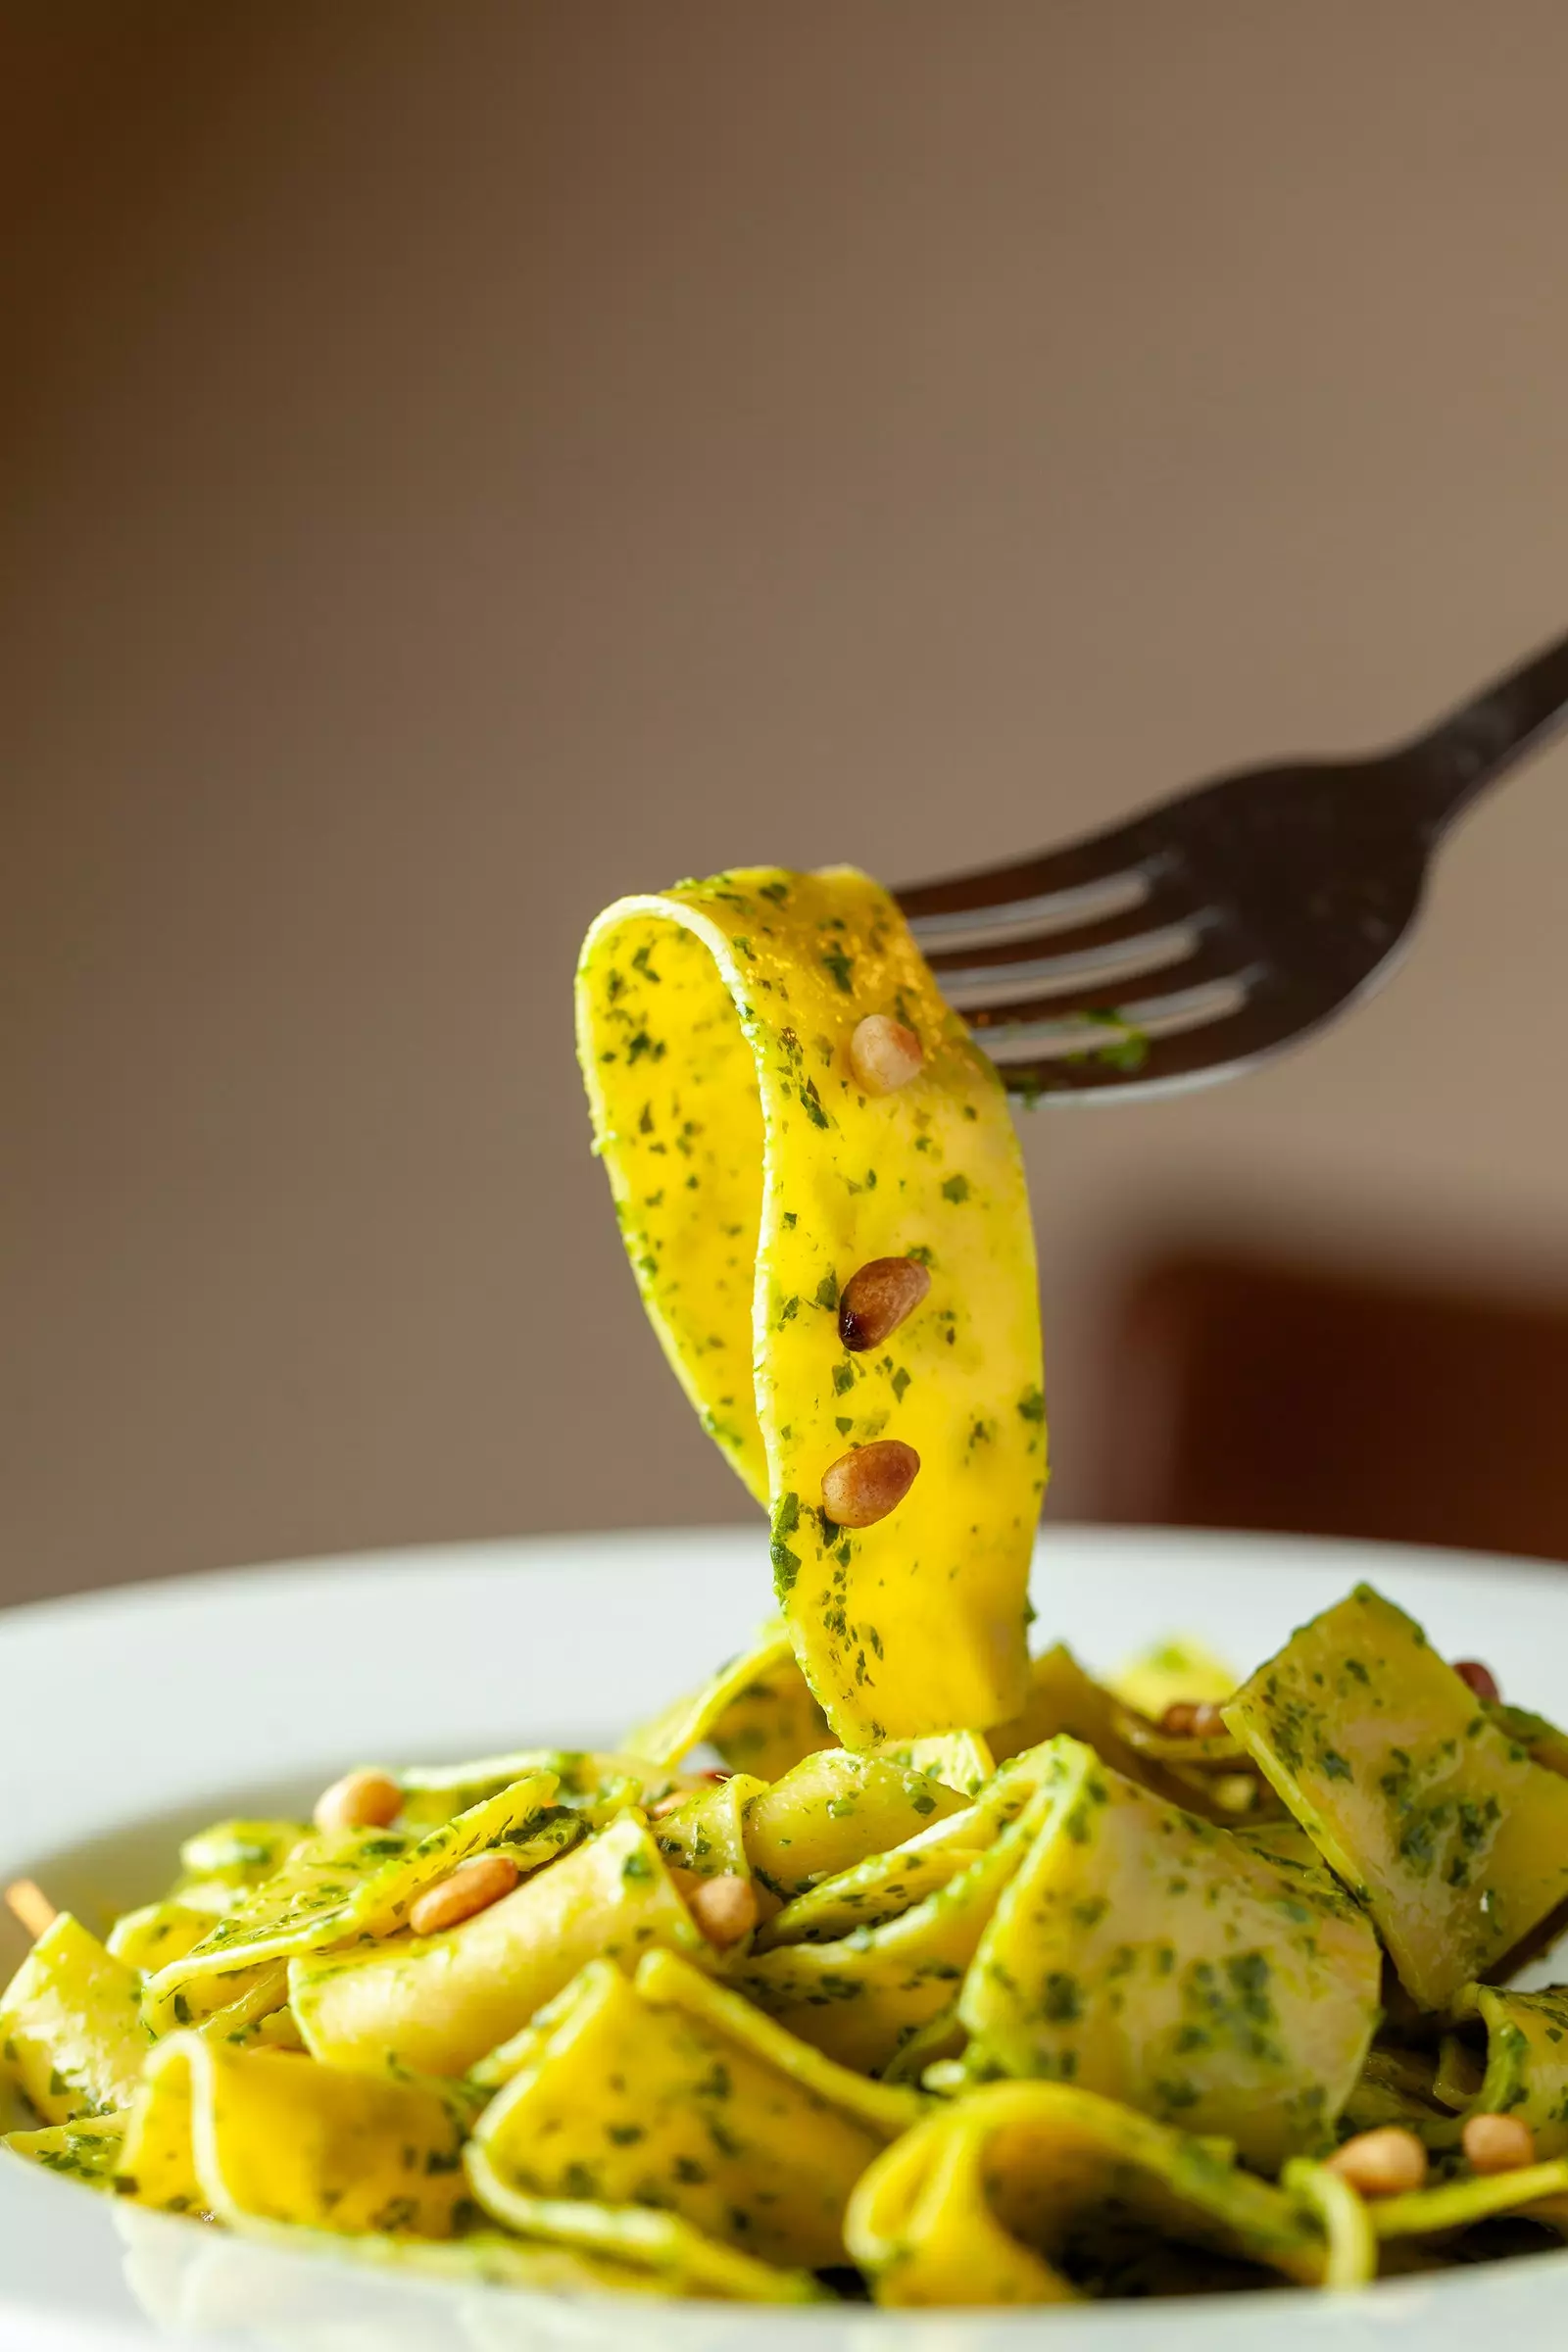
4 1524 1568 2350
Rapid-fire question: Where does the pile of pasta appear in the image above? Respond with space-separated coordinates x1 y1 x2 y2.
10 864 1568 2307
10 1591 1568 2305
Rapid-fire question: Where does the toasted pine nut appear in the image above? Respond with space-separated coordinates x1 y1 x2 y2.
314 1769 403 1837
839 1257 932 1352
1325 2128 1429 2196
646 1789 691 1820
849 1014 923 1096
4 1880 57 1940
1454 1658 1500 1704
1158 1699 1228 1740
822 1438 920 1529
408 1852 518 1936
687 1873 759 1948
1462 2112 1536 2174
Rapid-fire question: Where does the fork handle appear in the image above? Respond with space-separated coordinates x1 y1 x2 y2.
1400 626 1568 835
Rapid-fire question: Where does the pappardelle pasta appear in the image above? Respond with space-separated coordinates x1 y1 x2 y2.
8 865 1568 2310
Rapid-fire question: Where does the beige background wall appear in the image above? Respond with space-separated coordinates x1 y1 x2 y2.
5 3 1568 1608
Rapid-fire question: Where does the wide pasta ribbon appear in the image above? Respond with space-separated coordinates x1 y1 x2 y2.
142 1770 563 2033
844 2080 1341 2304
114 2033 471 2233
1446 1983 1568 2157
627 1623 834 1781
991 1642 1270 1823
1369 2157 1568 2252
290 1814 709 2078
735 1741 1071 2074
957 1738 1381 2168
577 866 1045 1742
0 1915 148 2125
752 1732 1058 1955
469 1949 917 2275
3 2114 126 2187
1224 1584 1568 2009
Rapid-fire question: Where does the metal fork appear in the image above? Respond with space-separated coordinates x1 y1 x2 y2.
895 629 1568 1102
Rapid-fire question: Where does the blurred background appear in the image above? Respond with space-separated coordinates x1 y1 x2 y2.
6 2 1568 1612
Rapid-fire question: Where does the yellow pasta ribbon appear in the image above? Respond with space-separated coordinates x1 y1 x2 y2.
393 1748 668 1831
0 1915 149 2126
1370 2158 1568 2246
143 1769 560 2032
992 1643 1264 1823
462 2156 825 2302
175 1820 309 1888
3 2113 126 2188
116 2033 471 2233
470 1950 916 2274
736 1742 1069 2073
290 1814 709 2078
740 1748 965 1901
1224 1584 1568 2009
107 1904 219 1975
1278 2158 1378 2290
650 1773 767 1886
1450 1983 1568 2158
845 2081 1333 2304
958 1738 1381 2168
873 1729 997 1798
627 1622 833 1779
577 865 1045 1743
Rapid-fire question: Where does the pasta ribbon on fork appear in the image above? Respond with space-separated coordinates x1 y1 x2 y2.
577 865 1046 1742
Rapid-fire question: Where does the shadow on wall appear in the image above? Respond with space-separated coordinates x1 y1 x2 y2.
1087 1249 1568 1566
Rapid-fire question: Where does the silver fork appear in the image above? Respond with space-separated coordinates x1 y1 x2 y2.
896 630 1568 1102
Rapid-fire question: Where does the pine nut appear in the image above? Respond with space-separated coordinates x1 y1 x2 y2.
839 1257 932 1352
849 1015 923 1096
314 1769 403 1837
408 1852 518 1936
1325 2128 1429 2196
1158 1700 1228 1740
1462 2112 1536 2174
686 1873 759 1948
821 1438 920 1528
647 1789 690 1820
1454 1659 1500 1704
4 1880 57 1940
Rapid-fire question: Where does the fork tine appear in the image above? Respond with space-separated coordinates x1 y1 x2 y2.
925 857 1215 973
905 869 1152 954
896 808 1166 933
956 929 1248 1026
978 968 1257 1063
939 921 1200 1015
915 864 1204 969
984 982 1287 1102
